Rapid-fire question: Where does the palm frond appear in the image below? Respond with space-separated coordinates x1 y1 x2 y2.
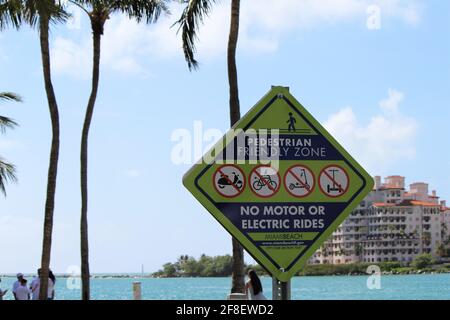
108 0 170 24
20 0 69 28
0 92 20 133
174 0 216 71
0 158 17 196
0 116 18 132
0 91 22 102
0 0 23 30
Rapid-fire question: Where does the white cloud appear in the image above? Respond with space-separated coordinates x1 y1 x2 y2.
52 37 91 78
379 88 404 114
52 8 182 78
324 89 418 175
51 1 423 78
242 0 421 32
375 0 422 25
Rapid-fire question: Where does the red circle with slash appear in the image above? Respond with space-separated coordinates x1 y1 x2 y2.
284 165 315 198
319 164 349 198
213 165 246 198
249 165 281 198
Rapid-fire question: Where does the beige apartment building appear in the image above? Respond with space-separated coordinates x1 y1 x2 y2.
310 176 450 265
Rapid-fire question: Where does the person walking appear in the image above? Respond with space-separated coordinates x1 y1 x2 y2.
15 279 31 300
287 112 297 132
245 269 267 300
12 273 24 300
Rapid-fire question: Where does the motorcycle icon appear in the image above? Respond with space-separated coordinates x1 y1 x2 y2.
253 175 278 191
217 172 243 189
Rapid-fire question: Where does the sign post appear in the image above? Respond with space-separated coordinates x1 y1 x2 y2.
272 278 291 300
183 86 373 299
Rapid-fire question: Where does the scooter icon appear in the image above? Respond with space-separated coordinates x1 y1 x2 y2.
288 168 311 191
326 169 343 193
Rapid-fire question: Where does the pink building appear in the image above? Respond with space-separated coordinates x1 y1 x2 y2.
309 175 450 265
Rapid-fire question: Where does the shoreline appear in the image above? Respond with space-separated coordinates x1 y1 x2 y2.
2 270 449 279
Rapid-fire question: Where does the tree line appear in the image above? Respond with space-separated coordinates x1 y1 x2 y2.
153 253 450 278
153 254 266 278
1 0 245 300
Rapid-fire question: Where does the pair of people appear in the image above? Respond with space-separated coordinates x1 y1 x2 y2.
12 273 31 300
11 269 56 300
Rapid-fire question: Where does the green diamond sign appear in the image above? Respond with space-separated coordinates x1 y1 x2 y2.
183 86 373 282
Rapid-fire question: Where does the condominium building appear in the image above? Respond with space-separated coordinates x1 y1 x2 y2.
310 176 450 265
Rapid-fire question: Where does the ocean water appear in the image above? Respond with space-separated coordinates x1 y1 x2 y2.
1 274 449 300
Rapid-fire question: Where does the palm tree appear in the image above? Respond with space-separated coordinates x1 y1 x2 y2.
175 0 245 293
1 0 67 300
65 0 168 300
354 243 363 261
0 92 21 195
436 244 447 258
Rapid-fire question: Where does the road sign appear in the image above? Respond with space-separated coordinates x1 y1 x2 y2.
183 86 373 282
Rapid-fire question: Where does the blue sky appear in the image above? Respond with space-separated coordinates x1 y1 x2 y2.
0 0 449 274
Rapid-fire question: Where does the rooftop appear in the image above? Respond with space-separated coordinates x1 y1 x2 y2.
372 200 440 208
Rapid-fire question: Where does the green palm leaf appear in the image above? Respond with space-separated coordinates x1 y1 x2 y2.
0 91 21 194
1 0 68 30
0 92 20 133
0 158 16 196
174 0 217 70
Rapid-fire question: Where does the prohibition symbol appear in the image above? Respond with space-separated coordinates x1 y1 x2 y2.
284 165 315 198
319 165 349 198
213 165 245 198
249 165 281 198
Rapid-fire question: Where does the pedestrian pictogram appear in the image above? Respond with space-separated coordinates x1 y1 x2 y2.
249 165 280 198
319 165 349 197
183 86 374 283
213 165 245 198
287 112 297 132
284 165 315 198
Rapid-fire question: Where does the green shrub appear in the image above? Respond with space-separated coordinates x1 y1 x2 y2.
412 254 435 269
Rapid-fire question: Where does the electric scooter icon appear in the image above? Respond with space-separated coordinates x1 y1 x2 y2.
326 169 343 194
288 169 311 191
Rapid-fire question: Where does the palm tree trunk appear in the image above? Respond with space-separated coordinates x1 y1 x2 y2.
38 15 60 300
227 0 244 294
80 25 102 300
228 0 241 126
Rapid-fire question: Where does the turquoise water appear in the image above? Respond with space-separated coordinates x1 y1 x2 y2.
1 274 449 300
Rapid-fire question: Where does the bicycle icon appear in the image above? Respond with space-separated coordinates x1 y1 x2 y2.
253 175 278 191
249 165 280 198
